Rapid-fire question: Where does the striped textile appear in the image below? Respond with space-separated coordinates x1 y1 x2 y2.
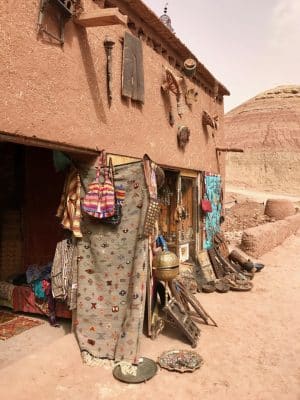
57 167 83 238
82 170 115 219
115 185 126 202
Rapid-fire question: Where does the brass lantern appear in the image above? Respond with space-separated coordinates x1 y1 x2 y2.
154 250 179 281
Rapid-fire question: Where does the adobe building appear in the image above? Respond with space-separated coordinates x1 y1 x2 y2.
0 0 229 363
225 85 300 196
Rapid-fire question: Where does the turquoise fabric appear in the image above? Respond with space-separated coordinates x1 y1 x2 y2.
203 174 222 250
32 280 46 300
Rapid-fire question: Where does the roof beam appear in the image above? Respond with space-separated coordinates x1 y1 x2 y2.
74 8 128 27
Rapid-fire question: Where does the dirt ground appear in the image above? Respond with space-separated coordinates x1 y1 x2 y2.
1 230 300 400
223 195 273 247
223 189 300 247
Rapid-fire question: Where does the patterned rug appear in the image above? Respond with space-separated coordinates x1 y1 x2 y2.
0 311 44 340
0 311 16 324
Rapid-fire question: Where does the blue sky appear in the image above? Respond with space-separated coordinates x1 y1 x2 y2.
143 0 300 111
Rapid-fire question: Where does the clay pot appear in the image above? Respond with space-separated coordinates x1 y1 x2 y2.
264 199 295 220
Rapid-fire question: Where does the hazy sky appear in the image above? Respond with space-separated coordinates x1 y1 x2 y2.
143 0 300 112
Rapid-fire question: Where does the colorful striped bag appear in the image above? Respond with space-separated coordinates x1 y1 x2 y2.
101 176 126 225
82 152 116 219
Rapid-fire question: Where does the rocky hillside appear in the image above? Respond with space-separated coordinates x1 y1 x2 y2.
225 85 300 150
224 85 300 195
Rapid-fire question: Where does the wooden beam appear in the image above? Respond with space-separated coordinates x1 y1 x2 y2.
0 131 99 156
74 8 128 27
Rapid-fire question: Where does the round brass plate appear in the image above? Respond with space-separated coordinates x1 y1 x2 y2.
113 358 158 383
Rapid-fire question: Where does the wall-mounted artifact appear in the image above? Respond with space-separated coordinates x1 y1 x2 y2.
174 204 187 222
122 32 144 103
202 111 219 130
37 0 77 45
161 68 181 94
183 58 197 77
177 125 190 150
179 243 189 262
161 67 185 117
104 37 115 106
185 87 199 106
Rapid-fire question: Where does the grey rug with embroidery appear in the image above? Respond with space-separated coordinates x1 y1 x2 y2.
75 161 149 363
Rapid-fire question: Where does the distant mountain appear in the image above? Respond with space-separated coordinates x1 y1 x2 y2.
225 85 300 151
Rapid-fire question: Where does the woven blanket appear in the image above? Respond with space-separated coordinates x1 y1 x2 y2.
75 161 149 363
0 313 43 340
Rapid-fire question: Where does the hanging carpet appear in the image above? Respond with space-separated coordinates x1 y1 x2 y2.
203 174 222 250
75 161 149 364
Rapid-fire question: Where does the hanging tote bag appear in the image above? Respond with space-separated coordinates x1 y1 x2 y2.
101 158 126 225
82 152 116 219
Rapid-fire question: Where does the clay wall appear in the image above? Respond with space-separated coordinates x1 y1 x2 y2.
0 0 225 175
240 214 300 257
226 152 300 195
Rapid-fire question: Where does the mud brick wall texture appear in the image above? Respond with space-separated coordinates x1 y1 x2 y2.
241 214 300 257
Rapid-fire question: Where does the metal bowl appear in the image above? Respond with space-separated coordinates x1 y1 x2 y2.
155 250 179 281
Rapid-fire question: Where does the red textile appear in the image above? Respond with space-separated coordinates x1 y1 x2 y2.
12 285 71 319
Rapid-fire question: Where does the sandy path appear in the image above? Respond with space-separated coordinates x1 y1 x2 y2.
1 232 300 400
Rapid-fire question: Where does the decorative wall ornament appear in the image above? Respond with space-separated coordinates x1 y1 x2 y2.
104 37 115 106
185 87 199 106
177 125 190 150
179 243 189 262
183 58 197 77
202 111 219 130
161 68 181 96
161 67 186 117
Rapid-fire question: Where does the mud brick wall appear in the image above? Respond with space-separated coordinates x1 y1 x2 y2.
241 214 300 257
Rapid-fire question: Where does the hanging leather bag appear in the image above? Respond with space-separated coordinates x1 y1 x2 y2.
201 198 212 213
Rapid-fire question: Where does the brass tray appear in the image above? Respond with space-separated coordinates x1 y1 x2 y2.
113 358 157 383
158 350 203 373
